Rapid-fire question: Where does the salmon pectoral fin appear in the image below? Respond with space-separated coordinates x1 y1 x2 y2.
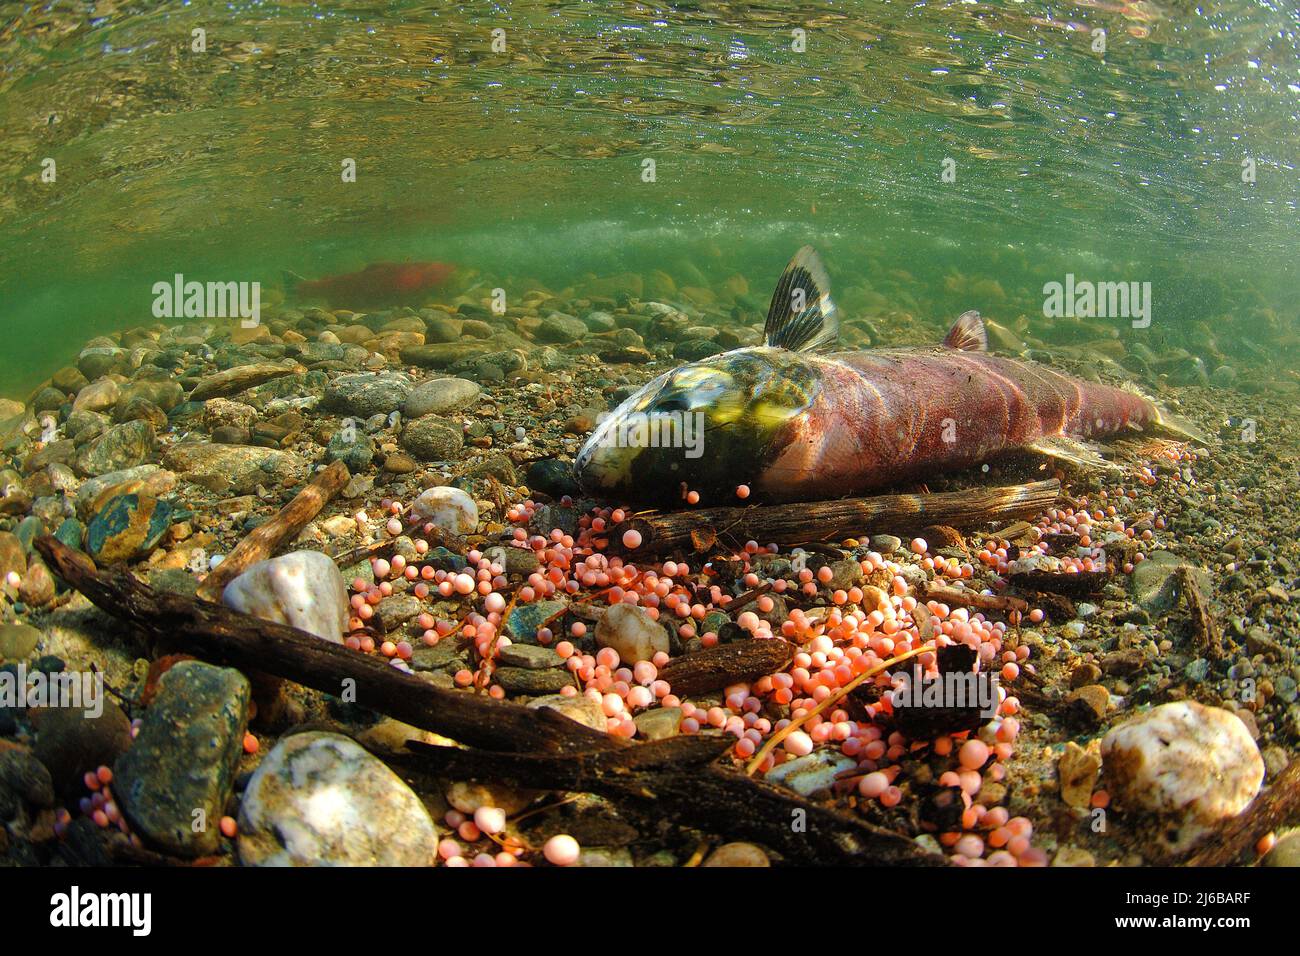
1149 407 1210 445
1026 436 1122 472
943 310 988 352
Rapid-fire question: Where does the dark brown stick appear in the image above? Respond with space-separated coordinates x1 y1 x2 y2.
35 536 943 866
919 584 1028 615
196 460 351 601
656 639 795 696
1184 760 1300 866
609 481 1060 556
36 536 613 756
405 739 945 867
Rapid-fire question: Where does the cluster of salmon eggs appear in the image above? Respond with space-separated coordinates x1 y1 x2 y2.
337 492 1063 864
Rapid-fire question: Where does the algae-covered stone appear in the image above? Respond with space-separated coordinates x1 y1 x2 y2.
114 661 250 857
84 493 174 565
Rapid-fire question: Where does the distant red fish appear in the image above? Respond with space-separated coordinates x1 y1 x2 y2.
283 261 455 309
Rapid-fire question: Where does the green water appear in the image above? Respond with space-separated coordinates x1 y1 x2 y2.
1 0 1296 395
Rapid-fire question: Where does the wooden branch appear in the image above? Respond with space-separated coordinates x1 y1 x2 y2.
36 536 612 756
196 460 351 601
36 535 944 866
656 639 794 696
918 584 1028 615
608 481 1060 556
1184 759 1300 866
404 739 944 867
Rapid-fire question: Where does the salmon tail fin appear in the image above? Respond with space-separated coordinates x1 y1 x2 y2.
764 246 839 352
1150 406 1210 445
943 310 987 351
1027 436 1122 473
1119 382 1211 445
282 270 307 294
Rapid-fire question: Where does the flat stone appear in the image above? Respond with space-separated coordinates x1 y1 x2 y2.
764 748 855 797
163 443 303 494
1129 550 1209 615
493 666 575 695
114 661 250 857
324 372 412 418
404 377 481 418
0 623 42 661
238 731 437 866
73 420 157 477
496 644 564 670
633 706 683 741
190 362 300 401
527 694 605 731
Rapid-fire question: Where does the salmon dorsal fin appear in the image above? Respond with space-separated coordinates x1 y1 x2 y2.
764 246 839 352
943 310 987 351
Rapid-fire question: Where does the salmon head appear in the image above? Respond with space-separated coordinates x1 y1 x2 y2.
574 247 837 503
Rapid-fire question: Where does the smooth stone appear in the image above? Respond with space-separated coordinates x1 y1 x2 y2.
526 694 606 731
114 661 250 857
702 842 771 867
74 465 169 516
764 749 856 797
324 371 412 418
595 603 670 664
0 622 42 661
31 698 134 797
399 342 491 368
1263 830 1300 867
409 485 477 535
446 779 537 816
535 312 587 343
238 731 437 866
72 379 119 413
399 416 464 461
1102 701 1263 838
0 749 55 820
403 377 481 417
84 493 174 565
163 443 303 494
73 420 157 477
222 550 349 643
633 706 683 741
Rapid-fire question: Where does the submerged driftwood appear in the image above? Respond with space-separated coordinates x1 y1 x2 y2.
607 480 1061 556
35 535 943 866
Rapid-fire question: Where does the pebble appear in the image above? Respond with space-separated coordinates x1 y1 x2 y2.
595 603 671 664
1128 550 1208 615
702 842 771 867
222 550 350 643
324 371 413 418
399 416 464 461
0 622 42 661
114 661 251 857
446 779 536 816
527 693 606 731
238 731 438 866
403 377 481 418
31 698 134 797
409 485 478 536
73 420 158 478
764 749 856 797
1102 701 1264 839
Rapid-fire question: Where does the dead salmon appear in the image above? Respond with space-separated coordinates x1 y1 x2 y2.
575 247 1202 504
284 261 455 309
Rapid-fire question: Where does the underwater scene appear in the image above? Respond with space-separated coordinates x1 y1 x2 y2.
1 0 1298 885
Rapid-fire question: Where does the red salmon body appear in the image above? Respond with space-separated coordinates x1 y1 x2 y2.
759 347 1157 500
291 261 455 309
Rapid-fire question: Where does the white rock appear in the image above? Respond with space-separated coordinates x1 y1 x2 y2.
595 603 670 664
238 732 437 866
409 486 478 536
222 550 349 643
1102 701 1263 834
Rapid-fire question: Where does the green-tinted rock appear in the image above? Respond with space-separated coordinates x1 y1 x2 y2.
85 494 174 565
